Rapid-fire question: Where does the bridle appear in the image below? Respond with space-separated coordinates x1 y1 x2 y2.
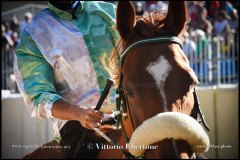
113 36 210 158
115 36 183 140
82 36 210 159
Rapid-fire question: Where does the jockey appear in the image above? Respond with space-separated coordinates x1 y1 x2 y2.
14 1 118 158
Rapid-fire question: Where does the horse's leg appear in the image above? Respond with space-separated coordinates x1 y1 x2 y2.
23 140 63 159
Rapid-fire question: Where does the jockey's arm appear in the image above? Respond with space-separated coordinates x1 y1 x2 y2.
52 99 103 129
14 31 103 130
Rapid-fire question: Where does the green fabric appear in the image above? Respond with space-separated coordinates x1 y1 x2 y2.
48 1 119 93
16 31 63 106
48 2 73 21
72 1 119 93
16 1 119 107
54 136 61 144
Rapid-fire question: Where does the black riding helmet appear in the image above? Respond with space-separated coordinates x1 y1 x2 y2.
49 1 76 11
49 1 79 19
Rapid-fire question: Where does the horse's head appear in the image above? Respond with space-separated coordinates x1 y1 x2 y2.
108 1 209 159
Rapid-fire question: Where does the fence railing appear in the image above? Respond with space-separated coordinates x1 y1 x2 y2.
1 47 18 93
1 32 239 93
184 31 239 86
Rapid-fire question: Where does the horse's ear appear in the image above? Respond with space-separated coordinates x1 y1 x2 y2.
116 1 136 40
163 1 189 36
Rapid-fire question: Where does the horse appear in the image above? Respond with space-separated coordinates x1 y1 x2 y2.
23 1 210 159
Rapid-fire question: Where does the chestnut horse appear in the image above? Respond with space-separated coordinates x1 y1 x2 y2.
23 1 209 159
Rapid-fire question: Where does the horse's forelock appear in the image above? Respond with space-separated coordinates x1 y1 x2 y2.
102 38 122 86
135 11 188 40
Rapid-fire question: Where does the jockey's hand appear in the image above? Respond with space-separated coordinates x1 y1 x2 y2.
78 106 104 130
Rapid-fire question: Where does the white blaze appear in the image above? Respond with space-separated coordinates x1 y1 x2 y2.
146 55 172 111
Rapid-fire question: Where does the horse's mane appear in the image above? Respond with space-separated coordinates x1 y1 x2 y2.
102 11 189 86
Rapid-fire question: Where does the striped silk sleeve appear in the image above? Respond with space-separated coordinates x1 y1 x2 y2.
14 31 64 119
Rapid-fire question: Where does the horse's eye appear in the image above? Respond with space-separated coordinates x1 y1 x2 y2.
123 90 134 96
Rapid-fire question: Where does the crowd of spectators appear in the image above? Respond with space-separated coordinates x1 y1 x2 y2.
1 1 239 91
130 1 238 36
2 12 33 91
2 1 239 57
2 12 32 51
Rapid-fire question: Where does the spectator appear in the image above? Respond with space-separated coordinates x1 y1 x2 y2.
188 1 200 22
145 1 158 12
156 1 168 10
135 2 144 16
219 1 235 15
228 8 239 32
148 3 156 13
190 6 213 35
205 1 221 23
19 12 33 32
4 22 13 37
2 24 14 50
11 31 19 48
10 14 19 33
213 10 231 36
